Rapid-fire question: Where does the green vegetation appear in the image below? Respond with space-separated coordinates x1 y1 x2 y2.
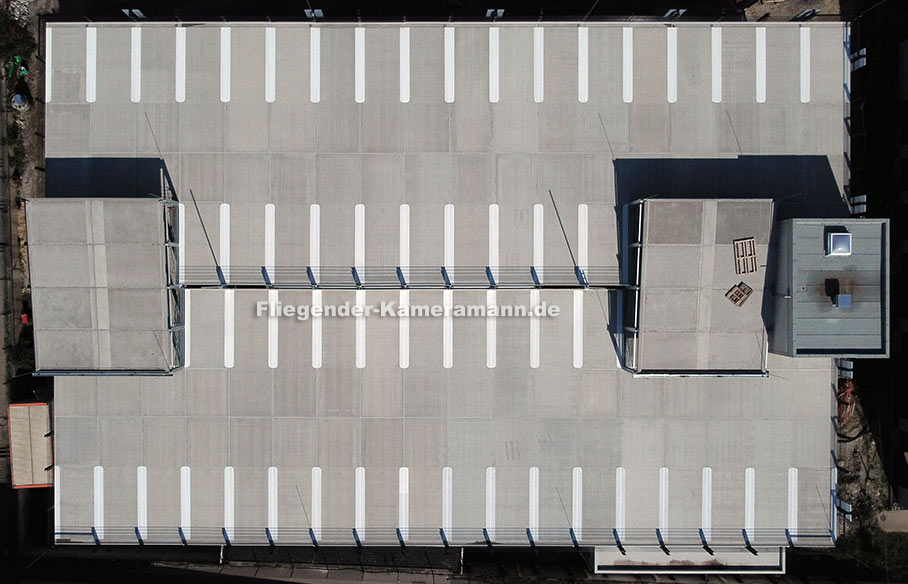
0 8 36 64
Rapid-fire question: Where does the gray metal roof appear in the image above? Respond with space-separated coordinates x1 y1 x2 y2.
789 218 889 356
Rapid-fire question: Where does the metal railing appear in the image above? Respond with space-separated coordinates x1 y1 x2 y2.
56 524 834 548
180 265 623 289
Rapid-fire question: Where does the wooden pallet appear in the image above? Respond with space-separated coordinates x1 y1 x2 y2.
733 237 757 275
725 281 754 307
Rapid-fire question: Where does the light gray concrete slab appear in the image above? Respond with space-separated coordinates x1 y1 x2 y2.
634 27 667 105
140 27 176 104
146 465 181 530
95 27 131 103
99 417 142 466
48 26 87 105
104 465 138 530
184 27 220 104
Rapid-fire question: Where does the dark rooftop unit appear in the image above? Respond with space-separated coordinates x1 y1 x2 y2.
770 218 889 358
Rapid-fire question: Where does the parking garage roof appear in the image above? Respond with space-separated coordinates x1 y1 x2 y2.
41 21 847 549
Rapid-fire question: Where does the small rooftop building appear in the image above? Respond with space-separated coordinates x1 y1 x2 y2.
626 198 774 375
769 218 890 358
26 197 181 374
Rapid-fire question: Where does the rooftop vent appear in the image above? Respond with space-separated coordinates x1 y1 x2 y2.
826 231 852 256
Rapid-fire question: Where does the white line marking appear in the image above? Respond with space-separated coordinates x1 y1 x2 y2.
220 203 230 282
443 290 453 368
578 204 588 270
354 206 365 367
442 467 453 532
175 27 186 103
788 467 798 540
533 204 543 279
444 28 455 103
220 27 231 103
531 204 543 369
489 27 499 103
268 466 278 541
572 467 582 541
616 467 626 538
85 28 97 103
312 290 322 368
486 290 497 368
488 204 498 369
310 203 320 280
183 289 191 368
265 203 275 279
534 27 544 103
268 290 278 369
131 28 142 103
399 290 409 369
137 466 147 539
311 467 322 538
489 204 499 281
745 467 755 539
180 466 191 540
45 28 52 103
399 467 409 540
756 27 766 103
355 466 365 540
800 26 810 103
53 466 60 538
399 205 409 368
530 289 540 369
444 203 454 267
224 290 234 368
178 203 185 283
265 27 276 103
310 28 320 103
355 27 365 103
485 467 496 540
711 27 722 104
356 290 366 369
578 27 588 103
702 467 712 540
93 465 104 539
355 203 365 274
622 27 633 104
399 27 410 103
224 466 234 540
659 467 669 531
667 27 677 104
573 290 583 369
528 467 539 539
311 204 321 369
399 204 410 279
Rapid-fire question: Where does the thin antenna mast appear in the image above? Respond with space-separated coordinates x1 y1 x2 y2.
188 189 225 285
548 189 586 286
144 112 223 285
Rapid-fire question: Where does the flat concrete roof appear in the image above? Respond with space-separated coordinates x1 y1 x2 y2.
790 218 889 356
42 21 848 547
26 198 172 372
636 199 773 373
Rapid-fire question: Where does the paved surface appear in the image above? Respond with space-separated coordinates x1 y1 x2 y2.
636 199 774 372
42 21 847 547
